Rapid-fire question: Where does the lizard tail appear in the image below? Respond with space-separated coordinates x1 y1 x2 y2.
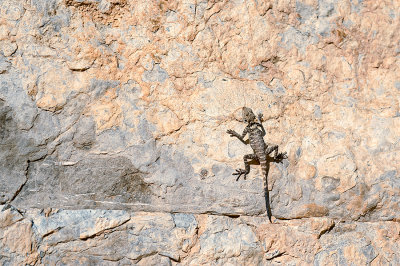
260 158 272 222
264 180 273 223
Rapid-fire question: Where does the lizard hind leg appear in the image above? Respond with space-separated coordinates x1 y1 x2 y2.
233 153 257 181
266 144 279 159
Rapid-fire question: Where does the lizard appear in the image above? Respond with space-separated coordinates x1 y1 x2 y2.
227 107 287 222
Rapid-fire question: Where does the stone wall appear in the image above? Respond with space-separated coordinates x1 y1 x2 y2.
0 0 399 264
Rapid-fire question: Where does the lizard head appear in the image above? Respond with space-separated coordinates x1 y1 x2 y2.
242 107 256 123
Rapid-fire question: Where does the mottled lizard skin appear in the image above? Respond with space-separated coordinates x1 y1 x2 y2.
227 107 287 222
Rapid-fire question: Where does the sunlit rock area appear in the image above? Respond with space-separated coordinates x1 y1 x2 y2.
0 0 399 264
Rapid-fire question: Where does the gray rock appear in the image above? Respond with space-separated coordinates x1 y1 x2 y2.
94 127 130 152
239 65 267 80
257 81 274 94
196 216 261 263
125 139 159 170
137 255 172 266
136 117 156 142
314 105 322 118
0 0 399 263
31 210 196 264
0 100 33 204
280 26 319 53
351 0 364 13
98 0 111 13
0 204 24 227
318 0 336 18
395 81 400 90
10 139 267 215
173 213 197 230
296 1 315 22
0 72 38 130
13 156 151 209
142 64 169 83
321 176 340 192
31 0 58 15
0 56 11 74
197 75 214 88
73 116 96 149
25 110 61 146
90 79 120 98
32 209 130 243
0 1 25 21
0 74 52 205
316 223 379 265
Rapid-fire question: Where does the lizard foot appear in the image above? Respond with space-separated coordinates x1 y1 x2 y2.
257 112 263 122
226 129 237 137
233 169 248 181
274 152 288 161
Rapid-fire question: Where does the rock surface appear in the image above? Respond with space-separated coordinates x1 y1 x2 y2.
1 206 399 265
0 0 399 264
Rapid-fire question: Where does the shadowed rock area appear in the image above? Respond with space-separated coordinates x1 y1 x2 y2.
0 0 399 264
13 156 152 209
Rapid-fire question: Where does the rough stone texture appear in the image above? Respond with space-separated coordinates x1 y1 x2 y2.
1 207 399 265
0 0 399 264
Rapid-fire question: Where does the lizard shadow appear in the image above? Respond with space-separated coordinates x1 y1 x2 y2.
246 152 287 168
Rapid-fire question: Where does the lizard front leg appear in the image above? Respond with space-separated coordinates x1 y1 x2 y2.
257 113 266 136
257 112 263 123
233 154 257 181
227 127 248 145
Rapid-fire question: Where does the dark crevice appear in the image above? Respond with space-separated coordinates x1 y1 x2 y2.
318 222 336 239
8 160 31 203
159 253 180 263
42 226 64 239
266 250 285 260
1 204 24 220
225 214 240 218
196 210 244 218
79 218 131 241
8 155 47 204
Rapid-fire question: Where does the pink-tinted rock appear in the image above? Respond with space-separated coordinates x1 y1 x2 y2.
0 0 399 264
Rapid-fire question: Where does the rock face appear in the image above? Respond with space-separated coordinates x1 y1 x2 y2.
0 0 399 264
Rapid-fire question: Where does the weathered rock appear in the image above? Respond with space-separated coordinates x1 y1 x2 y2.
0 0 399 263
13 156 152 209
0 55 11 74
0 98 39 204
0 205 23 228
0 207 398 265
